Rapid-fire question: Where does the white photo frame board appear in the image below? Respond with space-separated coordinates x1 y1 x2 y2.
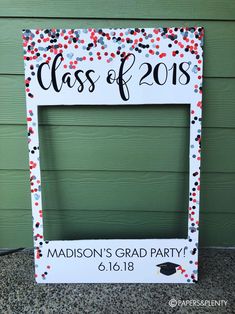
22 27 204 283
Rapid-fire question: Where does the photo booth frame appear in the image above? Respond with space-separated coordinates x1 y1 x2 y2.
22 27 204 283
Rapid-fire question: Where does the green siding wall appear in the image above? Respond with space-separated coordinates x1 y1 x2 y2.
0 1 235 247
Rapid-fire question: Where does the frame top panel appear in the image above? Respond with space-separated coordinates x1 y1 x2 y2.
22 27 204 106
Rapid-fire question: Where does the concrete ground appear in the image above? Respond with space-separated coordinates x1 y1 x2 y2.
0 249 234 313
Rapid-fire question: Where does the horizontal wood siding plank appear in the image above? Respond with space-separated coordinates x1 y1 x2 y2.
1 76 235 128
0 209 234 247
0 0 234 20
0 125 234 172
0 19 235 77
0 170 234 213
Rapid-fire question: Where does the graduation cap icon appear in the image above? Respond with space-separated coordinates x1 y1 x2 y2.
157 262 180 276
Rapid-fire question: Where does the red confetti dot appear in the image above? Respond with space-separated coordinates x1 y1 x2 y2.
159 53 166 58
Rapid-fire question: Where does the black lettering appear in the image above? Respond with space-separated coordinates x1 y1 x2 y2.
106 69 116 84
62 72 76 88
47 248 58 258
179 62 190 85
117 53 135 101
153 63 168 85
168 63 177 85
85 70 100 92
51 53 64 92
74 70 85 92
37 62 51 90
139 62 153 86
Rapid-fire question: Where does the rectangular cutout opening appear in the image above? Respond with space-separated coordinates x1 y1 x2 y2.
38 105 189 240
